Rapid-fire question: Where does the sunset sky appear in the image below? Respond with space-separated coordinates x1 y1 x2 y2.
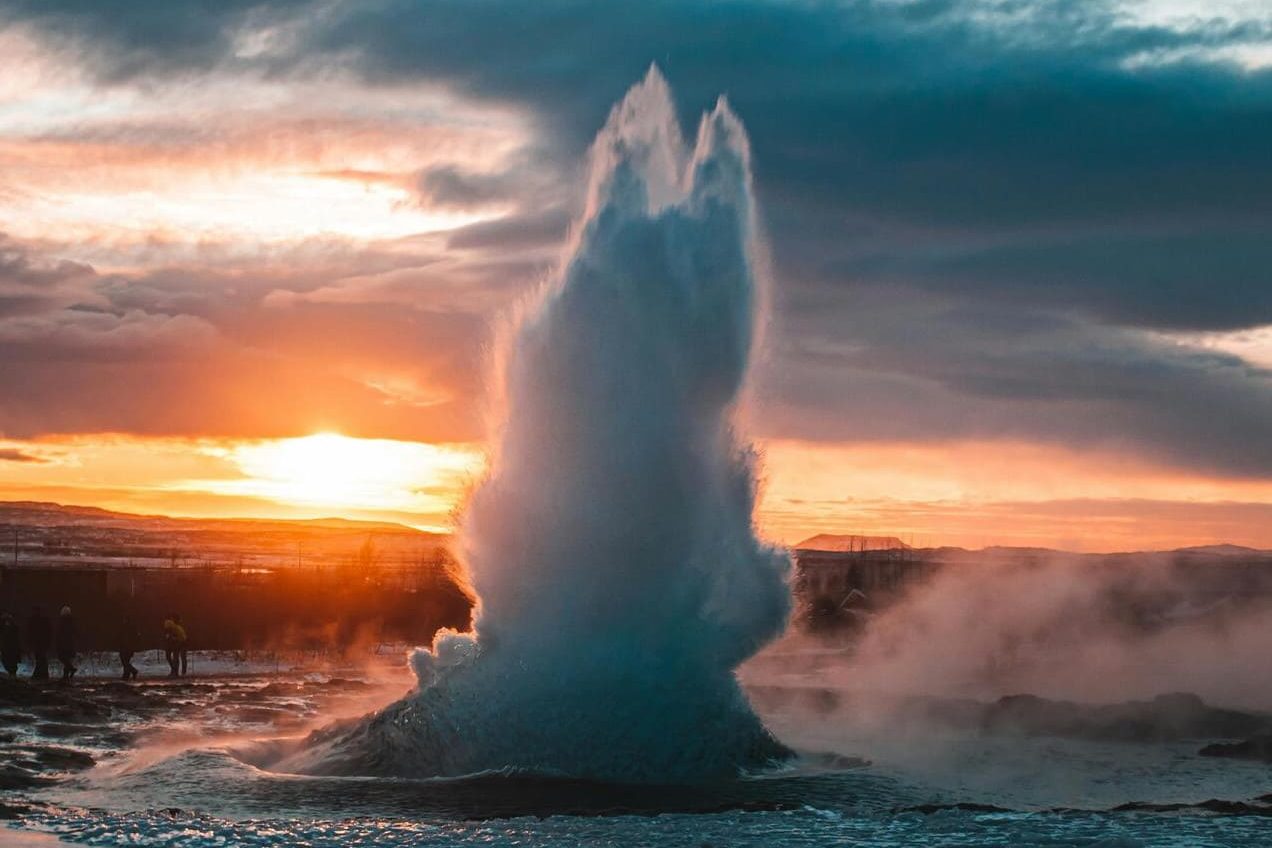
1 0 1271 551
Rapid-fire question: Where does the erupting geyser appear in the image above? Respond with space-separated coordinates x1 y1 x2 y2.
280 68 792 782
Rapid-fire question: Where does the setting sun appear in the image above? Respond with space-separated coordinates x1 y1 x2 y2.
201 433 485 516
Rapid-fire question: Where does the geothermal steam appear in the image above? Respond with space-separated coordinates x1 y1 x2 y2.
282 69 791 782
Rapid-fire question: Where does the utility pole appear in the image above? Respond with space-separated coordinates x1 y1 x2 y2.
11 525 16 567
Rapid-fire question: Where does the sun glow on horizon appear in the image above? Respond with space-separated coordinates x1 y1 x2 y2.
4 432 1272 551
197 433 485 515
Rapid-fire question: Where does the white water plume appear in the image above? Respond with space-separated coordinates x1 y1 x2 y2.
277 67 791 782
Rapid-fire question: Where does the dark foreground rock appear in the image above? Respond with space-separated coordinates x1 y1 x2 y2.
982 692 1270 742
0 745 96 793
0 800 35 819
0 764 54 792
1113 798 1272 816
1199 735 1272 763
0 676 110 719
11 745 96 772
900 802 1013 815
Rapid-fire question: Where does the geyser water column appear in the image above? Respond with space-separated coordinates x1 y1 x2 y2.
284 68 792 782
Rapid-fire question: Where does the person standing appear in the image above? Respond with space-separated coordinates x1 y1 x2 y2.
175 614 189 677
1 610 21 677
162 614 186 678
56 606 77 684
118 614 140 680
27 605 51 681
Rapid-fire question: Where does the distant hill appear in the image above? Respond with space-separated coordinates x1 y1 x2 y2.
0 501 424 535
0 500 448 570
796 533 910 552
793 535 1272 559
1173 544 1272 557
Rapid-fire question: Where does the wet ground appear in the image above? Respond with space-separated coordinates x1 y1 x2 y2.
0 658 411 804
5 657 1272 846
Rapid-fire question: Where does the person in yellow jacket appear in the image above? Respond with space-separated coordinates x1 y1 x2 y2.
162 614 188 678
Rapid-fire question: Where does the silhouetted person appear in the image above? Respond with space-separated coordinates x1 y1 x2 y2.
56 606 77 684
1 610 20 677
27 605 51 680
163 613 187 678
176 614 189 676
118 614 140 680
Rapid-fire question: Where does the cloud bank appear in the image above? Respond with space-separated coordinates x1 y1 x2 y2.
0 0 1269 542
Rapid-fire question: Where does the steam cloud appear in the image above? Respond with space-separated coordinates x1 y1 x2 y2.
750 551 1272 719
276 68 791 782
847 554 1272 709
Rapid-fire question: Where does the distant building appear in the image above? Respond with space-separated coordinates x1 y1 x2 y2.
795 533 910 554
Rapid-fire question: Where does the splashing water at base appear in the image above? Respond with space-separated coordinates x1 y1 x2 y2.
269 68 792 783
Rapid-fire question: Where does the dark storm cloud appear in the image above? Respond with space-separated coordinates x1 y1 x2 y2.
758 282 1272 476
290 0 1272 332
824 228 1272 331
0 0 312 80
9 0 1269 326
3 0 1271 473
417 165 526 210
